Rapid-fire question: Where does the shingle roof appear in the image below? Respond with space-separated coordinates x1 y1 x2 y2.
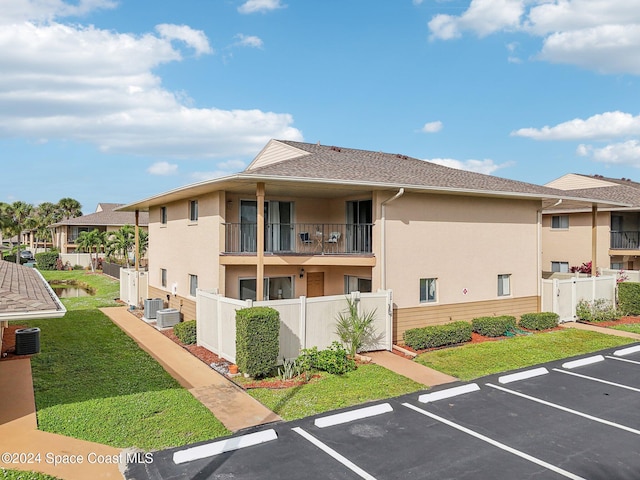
246 140 577 197
0 261 62 316
50 203 149 227
547 174 640 209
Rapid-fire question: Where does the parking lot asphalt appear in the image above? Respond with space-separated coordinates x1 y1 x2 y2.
125 343 640 480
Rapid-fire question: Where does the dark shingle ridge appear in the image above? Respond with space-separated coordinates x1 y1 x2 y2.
245 140 569 197
50 203 149 227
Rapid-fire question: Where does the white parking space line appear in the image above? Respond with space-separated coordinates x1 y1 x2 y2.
606 355 640 365
418 383 480 403
614 345 640 357
552 368 640 393
486 383 640 436
498 367 548 384
173 429 278 465
292 427 377 480
402 403 586 480
562 355 605 369
314 403 393 428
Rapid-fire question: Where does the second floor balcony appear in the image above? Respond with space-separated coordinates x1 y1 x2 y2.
223 223 373 255
611 231 640 250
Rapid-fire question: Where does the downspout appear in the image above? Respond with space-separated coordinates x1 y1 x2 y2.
541 199 562 311
135 209 140 308
381 188 405 291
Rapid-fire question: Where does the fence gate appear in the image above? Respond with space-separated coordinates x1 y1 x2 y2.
541 275 616 323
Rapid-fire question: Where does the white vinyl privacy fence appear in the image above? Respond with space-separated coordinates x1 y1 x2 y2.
196 290 393 364
541 275 616 323
119 269 148 307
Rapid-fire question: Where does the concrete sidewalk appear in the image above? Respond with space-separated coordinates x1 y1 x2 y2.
367 350 457 386
100 307 281 432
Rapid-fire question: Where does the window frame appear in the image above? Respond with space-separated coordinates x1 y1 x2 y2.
160 206 167 225
551 215 569 229
344 276 372 294
551 261 569 273
189 200 199 223
189 274 198 297
498 274 511 297
419 278 437 303
161 268 167 288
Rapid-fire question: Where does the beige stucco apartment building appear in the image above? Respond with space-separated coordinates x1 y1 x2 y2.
49 203 149 254
120 140 614 342
542 174 639 274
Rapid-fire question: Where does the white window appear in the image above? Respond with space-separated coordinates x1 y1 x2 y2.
611 262 624 270
551 215 569 229
344 276 372 294
498 274 511 297
160 206 167 225
161 268 167 287
420 278 437 303
189 200 198 222
551 262 569 273
189 274 198 296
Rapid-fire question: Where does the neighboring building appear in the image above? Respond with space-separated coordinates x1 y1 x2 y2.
0 260 66 352
543 174 639 273
119 140 617 342
48 203 149 254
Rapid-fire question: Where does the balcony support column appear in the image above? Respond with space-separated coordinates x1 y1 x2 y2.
591 204 598 276
256 183 265 301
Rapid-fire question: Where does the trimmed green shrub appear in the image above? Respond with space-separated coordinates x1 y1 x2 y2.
35 251 59 270
472 316 516 337
618 282 640 315
403 321 472 350
173 320 197 344
236 307 280 378
519 312 559 330
298 342 356 376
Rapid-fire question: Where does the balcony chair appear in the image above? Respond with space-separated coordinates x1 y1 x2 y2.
326 231 341 253
299 232 314 252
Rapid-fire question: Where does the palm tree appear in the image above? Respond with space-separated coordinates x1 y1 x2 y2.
57 197 82 221
76 229 105 272
0 201 34 263
34 202 60 250
106 225 136 267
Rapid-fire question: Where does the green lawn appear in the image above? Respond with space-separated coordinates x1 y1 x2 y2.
22 310 229 450
610 323 640 334
13 269 230 450
415 329 635 381
1 469 61 480
247 364 424 421
39 269 120 310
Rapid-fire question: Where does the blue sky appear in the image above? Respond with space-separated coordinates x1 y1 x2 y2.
2 0 640 213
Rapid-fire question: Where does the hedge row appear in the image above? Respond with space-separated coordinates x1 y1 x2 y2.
403 312 559 350
173 320 197 344
471 316 516 337
403 321 473 350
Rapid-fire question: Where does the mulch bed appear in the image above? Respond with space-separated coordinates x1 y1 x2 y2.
578 316 640 328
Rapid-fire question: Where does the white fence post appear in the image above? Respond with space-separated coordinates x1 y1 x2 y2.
299 295 307 350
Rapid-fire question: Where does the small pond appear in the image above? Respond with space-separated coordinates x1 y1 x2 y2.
51 285 95 298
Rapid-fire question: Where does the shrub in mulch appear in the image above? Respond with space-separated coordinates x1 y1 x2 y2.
519 312 559 330
472 316 516 337
403 321 473 350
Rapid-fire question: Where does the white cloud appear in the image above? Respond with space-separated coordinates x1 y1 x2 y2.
577 140 640 166
421 120 443 133
0 4 303 159
428 0 640 75
512 111 640 141
234 34 264 48
1 0 117 25
238 0 285 14
429 0 525 40
148 161 178 176
426 158 513 175
156 24 213 56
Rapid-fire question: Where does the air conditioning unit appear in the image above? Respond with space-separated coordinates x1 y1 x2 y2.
156 308 181 328
15 328 40 355
144 298 164 319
